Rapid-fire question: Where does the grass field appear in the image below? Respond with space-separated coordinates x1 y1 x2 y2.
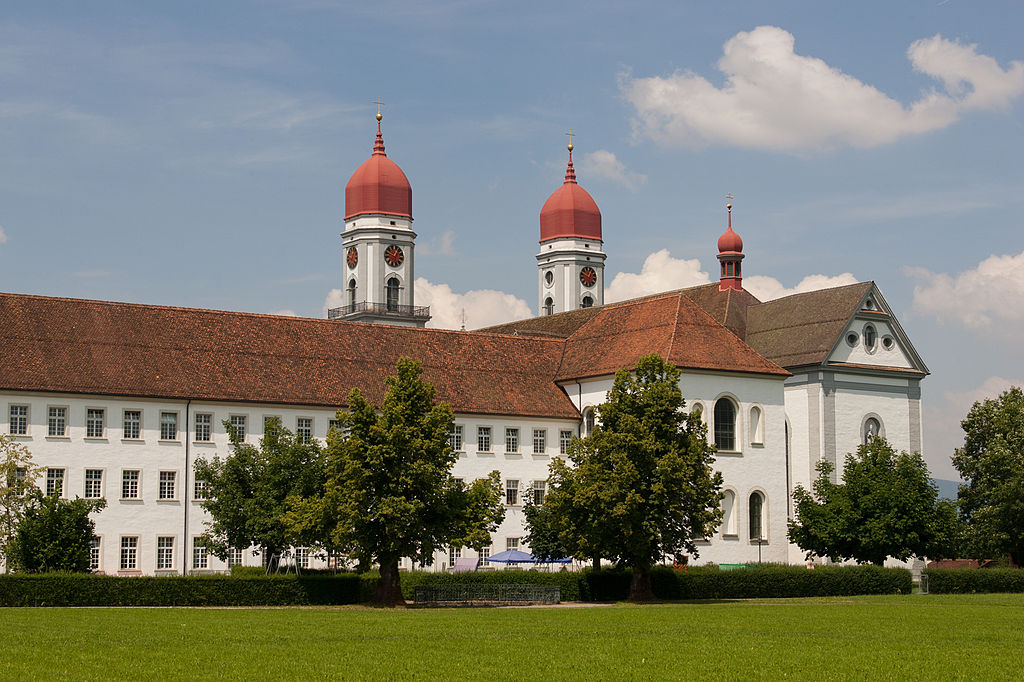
2 595 1023 679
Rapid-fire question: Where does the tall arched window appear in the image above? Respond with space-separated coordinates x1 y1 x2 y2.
714 398 736 450
863 417 881 444
721 490 737 536
864 324 877 351
581 295 593 308
347 279 357 308
583 407 595 436
749 406 763 445
749 491 764 540
544 297 554 316
386 277 400 312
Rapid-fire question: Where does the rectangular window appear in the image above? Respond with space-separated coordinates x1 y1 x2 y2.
194 479 210 500
192 538 208 570
156 536 175 570
8 405 28 435
449 424 464 452
505 428 519 454
195 413 212 442
449 545 462 566
477 427 491 452
227 548 243 568
123 410 141 440
120 536 138 570
506 537 520 552
505 479 519 506
296 547 309 569
559 430 573 455
45 468 64 497
533 429 546 454
479 546 491 562
533 480 546 506
328 418 341 434
86 408 105 438
47 407 67 437
121 470 140 499
160 412 178 441
158 471 176 500
89 537 101 571
84 469 104 499
14 466 26 486
296 418 313 443
229 415 247 441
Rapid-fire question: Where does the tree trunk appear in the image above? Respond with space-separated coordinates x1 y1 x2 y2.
374 557 405 607
592 555 600 571
628 564 655 601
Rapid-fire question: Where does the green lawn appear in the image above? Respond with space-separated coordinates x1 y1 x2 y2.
2 595 1022 679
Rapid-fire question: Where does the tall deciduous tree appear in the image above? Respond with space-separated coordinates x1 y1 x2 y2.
953 386 1024 565
11 491 106 573
288 357 505 606
542 354 723 601
194 418 326 564
788 437 957 565
0 434 43 572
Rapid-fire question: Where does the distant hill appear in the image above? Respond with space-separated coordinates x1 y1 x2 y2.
932 478 962 501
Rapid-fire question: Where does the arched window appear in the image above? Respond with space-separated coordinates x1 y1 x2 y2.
386 277 400 312
347 279 357 307
581 295 593 309
749 491 764 540
749 406 763 445
544 297 554 316
864 324 877 351
714 398 736 451
863 417 881 444
721 490 737 536
690 403 704 421
583 407 595 436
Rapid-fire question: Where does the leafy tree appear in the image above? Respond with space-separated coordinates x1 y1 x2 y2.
953 386 1024 565
287 357 505 606
542 353 723 600
0 434 43 572
522 486 572 563
11 491 106 572
788 437 957 565
194 418 326 564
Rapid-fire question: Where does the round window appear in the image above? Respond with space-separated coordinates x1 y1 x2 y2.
882 336 895 350
846 332 859 347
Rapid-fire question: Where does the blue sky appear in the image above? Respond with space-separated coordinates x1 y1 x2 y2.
1 1 1022 478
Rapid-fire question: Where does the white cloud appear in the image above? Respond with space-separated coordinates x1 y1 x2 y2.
908 250 1024 328
744 272 859 301
418 228 456 256
922 376 1022 479
415 278 532 330
321 288 343 318
0 224 6 244
605 249 711 302
623 26 1024 151
579 150 647 191
269 309 298 317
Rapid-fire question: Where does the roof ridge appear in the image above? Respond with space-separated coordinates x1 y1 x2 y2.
750 280 871 307
665 293 683 362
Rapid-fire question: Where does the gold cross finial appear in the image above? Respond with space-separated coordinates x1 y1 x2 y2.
373 97 385 121
726 192 733 210
565 128 574 152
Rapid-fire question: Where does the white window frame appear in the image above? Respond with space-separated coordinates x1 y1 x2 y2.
506 537 520 552
505 428 519 454
193 478 210 501
85 407 106 439
505 479 519 506
122 409 142 440
192 537 208 570
227 547 243 568
158 470 177 500
448 545 462 567
532 429 546 454
559 430 573 455
156 536 175 571
121 469 141 500
47 406 68 438
532 480 546 506
194 412 213 442
45 468 65 497
89 536 102 572
160 411 179 442
8 404 29 436
477 426 492 453
296 417 313 443
449 424 464 452
84 468 104 499
120 536 139 571
229 415 248 442
296 546 309 569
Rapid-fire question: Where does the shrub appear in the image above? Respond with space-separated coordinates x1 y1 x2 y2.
398 569 583 601
924 568 1024 594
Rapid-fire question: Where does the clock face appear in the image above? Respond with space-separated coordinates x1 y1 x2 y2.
580 266 597 288
384 245 404 267
346 247 358 269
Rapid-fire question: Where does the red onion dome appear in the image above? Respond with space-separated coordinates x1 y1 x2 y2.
344 115 412 220
717 205 743 253
539 146 602 242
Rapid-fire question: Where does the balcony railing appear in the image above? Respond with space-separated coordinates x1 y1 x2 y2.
328 301 431 320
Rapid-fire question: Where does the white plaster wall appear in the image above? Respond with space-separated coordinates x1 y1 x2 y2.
829 317 913 369
536 236 605 313
833 385 913 468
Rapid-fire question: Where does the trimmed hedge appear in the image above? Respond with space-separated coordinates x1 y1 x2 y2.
0 573 372 607
924 568 1024 594
399 569 584 601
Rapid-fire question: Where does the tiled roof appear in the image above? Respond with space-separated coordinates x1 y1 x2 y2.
678 283 761 339
554 293 789 382
0 293 580 420
480 307 603 339
744 282 874 368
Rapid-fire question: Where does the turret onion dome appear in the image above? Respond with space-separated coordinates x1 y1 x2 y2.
344 113 412 220
539 144 602 242
717 204 743 253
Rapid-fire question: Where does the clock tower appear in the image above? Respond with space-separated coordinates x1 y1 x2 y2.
331 110 429 327
537 140 605 315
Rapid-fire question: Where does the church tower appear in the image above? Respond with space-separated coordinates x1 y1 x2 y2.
717 199 744 292
331 109 429 327
537 139 605 315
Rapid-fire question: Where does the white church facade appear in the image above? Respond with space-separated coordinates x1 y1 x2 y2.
0 114 928 574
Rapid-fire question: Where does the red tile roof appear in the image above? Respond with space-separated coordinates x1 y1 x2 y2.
0 293 580 420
